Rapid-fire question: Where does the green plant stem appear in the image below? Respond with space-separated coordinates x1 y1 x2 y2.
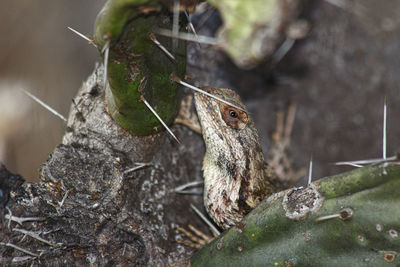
94 0 185 135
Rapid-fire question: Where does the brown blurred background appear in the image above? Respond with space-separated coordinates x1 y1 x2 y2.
1 0 400 184
0 1 106 181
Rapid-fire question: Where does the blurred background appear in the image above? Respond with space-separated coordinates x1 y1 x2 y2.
1 0 400 183
0 1 106 181
186 0 400 183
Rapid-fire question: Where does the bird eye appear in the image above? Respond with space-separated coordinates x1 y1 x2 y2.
229 110 238 118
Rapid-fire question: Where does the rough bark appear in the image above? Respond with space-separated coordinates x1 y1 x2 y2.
0 66 205 266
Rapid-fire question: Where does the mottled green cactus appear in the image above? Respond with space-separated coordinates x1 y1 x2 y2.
94 0 185 135
207 0 303 68
191 162 400 266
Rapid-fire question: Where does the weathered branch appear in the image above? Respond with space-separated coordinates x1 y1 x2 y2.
0 67 205 266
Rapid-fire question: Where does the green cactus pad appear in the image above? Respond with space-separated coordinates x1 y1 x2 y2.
191 162 400 266
207 0 302 69
94 0 185 135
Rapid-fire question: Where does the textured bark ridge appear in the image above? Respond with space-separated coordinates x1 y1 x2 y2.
0 66 205 266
